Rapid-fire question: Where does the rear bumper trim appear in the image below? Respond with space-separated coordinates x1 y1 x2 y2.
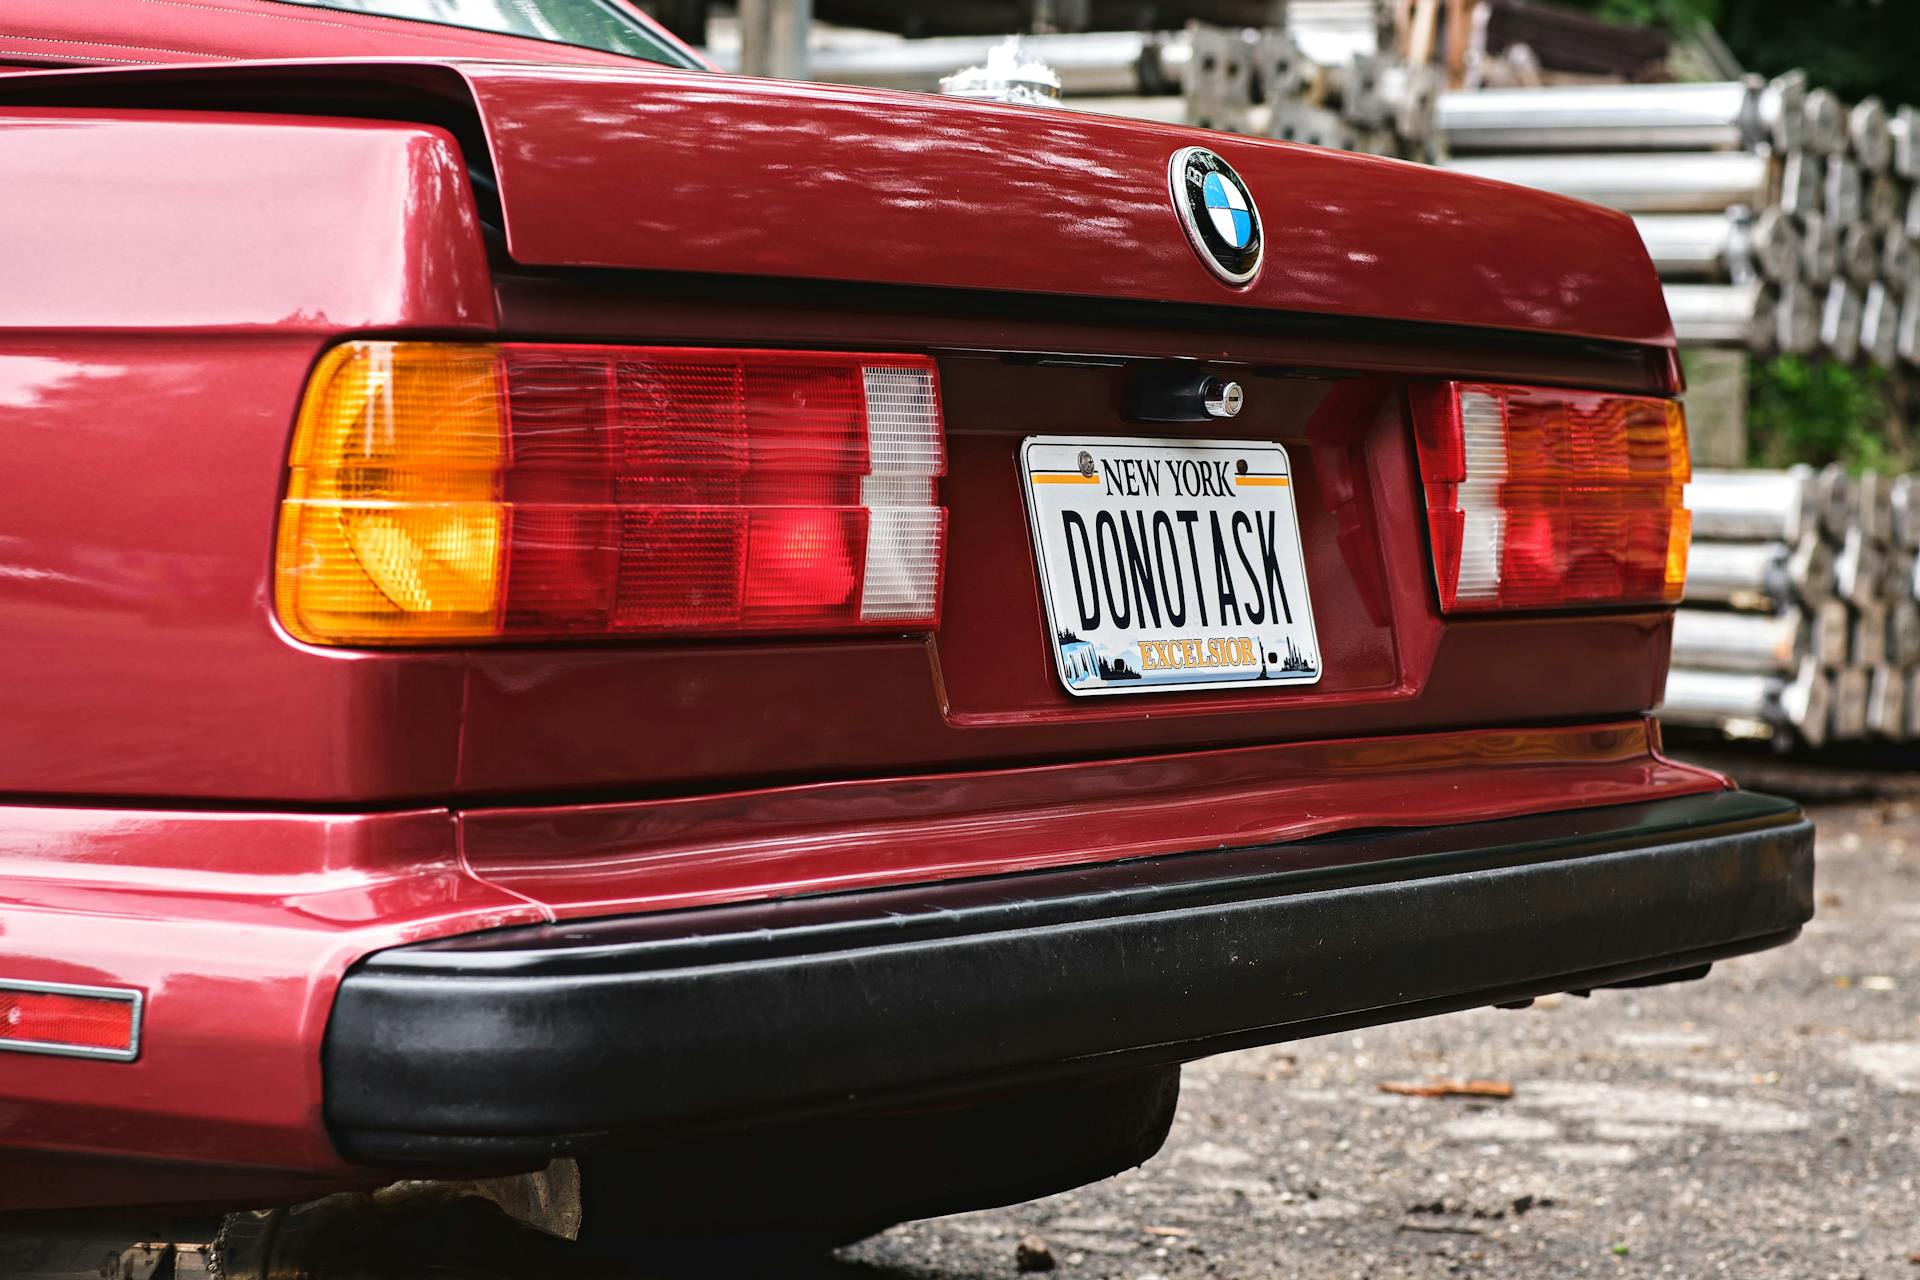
325 790 1812 1163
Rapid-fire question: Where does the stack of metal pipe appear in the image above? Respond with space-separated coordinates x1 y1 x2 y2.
1441 76 1920 369
704 5 1443 162
1660 465 1920 748
1180 20 1441 160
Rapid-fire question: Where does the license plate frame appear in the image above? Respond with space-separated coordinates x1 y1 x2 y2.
1019 435 1323 697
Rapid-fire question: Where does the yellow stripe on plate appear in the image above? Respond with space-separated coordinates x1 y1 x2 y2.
1235 476 1290 487
1032 474 1102 484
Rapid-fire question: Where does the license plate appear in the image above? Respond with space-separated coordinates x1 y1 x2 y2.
1020 435 1322 696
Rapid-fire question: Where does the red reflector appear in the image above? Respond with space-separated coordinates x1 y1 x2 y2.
1409 382 1691 612
0 980 141 1060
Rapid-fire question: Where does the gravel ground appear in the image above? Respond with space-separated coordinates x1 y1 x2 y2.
837 787 1920 1280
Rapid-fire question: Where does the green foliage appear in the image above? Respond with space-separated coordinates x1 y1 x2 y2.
1715 1 1920 103
1746 357 1906 472
1551 0 1920 102
1586 0 1718 35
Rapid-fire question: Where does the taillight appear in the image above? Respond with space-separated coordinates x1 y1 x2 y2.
0 979 141 1061
1409 381 1691 612
276 342 946 646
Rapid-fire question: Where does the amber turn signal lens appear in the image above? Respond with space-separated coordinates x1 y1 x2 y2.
276 343 507 644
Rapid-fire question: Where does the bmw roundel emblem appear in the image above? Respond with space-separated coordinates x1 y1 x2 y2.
1169 146 1262 285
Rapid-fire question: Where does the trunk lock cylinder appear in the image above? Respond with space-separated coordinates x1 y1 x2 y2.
1126 367 1245 423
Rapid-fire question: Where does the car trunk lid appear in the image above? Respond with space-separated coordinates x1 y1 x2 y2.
0 57 1672 346
459 63 1671 347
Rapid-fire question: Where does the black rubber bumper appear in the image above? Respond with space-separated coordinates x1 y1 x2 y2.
325 790 1813 1164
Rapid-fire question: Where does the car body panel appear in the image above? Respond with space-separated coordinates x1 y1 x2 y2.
0 109 488 801
0 106 493 330
460 720 1725 918
0 801 532 1208
0 107 487 333
0 0 699 71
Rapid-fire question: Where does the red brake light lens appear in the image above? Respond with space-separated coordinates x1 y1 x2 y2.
278 344 946 645
1409 381 1691 612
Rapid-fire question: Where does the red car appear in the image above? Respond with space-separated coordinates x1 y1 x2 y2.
0 0 1810 1264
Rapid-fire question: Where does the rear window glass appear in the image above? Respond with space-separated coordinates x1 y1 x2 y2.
269 0 697 66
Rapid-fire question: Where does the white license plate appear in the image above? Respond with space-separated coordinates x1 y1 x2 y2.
1020 436 1322 696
